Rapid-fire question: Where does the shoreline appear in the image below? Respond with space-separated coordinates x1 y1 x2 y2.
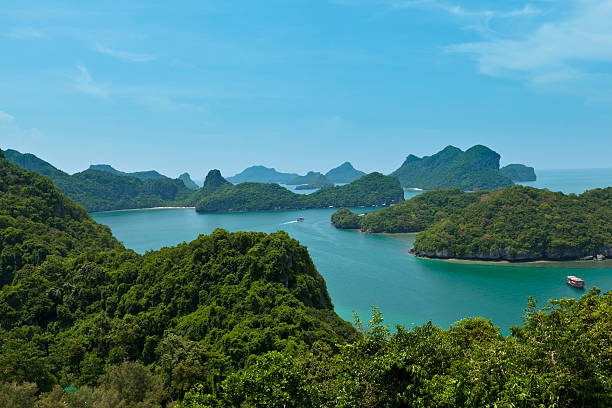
413 255 612 269
91 206 195 214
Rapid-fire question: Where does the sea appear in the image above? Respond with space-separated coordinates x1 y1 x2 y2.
92 169 612 333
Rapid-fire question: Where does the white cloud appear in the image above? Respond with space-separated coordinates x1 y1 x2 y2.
391 0 540 19
73 65 110 98
0 111 15 122
95 44 156 62
4 27 47 39
445 0 612 99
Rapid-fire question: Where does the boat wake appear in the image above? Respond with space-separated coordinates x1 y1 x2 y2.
281 220 299 225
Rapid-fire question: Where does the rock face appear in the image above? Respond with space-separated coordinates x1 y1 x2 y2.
411 246 612 262
390 145 515 190
500 164 537 182
179 172 199 190
325 162 366 183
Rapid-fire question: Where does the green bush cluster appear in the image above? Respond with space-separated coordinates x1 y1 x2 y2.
182 290 612 407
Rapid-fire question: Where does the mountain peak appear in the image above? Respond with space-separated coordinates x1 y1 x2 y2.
204 169 231 189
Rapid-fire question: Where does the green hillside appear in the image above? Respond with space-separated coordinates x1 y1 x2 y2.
0 150 354 403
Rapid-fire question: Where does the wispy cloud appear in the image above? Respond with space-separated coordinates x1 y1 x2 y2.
0 110 15 121
4 27 47 39
445 0 612 100
73 65 110 98
391 0 540 19
95 44 156 62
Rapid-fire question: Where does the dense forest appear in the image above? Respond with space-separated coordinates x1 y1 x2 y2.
1 149 612 407
390 145 516 190
332 189 483 233
413 185 612 261
195 172 404 212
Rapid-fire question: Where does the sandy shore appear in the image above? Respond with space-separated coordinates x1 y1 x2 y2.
91 206 195 214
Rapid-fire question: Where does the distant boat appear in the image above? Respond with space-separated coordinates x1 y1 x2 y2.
567 276 585 289
297 217 304 222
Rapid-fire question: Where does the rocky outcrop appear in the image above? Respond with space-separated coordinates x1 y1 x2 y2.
410 246 612 262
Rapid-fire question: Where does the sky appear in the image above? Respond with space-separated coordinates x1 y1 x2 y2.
1 0 612 178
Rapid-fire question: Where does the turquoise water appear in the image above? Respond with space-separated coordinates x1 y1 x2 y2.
92 170 612 333
521 168 612 194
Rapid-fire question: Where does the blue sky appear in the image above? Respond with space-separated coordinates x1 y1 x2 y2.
2 0 612 178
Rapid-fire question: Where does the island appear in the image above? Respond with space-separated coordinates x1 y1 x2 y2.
295 173 334 190
195 172 404 212
500 163 537 182
286 171 330 186
226 165 298 184
412 185 612 261
331 189 482 233
390 145 516 190
325 161 366 183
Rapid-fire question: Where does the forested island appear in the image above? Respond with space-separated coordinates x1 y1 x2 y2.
413 185 612 261
1 149 611 407
332 189 483 233
500 163 537 182
195 172 404 212
295 173 334 190
390 145 519 190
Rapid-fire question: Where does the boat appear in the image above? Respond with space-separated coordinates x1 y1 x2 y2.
567 276 585 289
296 217 304 222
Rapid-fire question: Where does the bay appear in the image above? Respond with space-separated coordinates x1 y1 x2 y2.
92 169 612 333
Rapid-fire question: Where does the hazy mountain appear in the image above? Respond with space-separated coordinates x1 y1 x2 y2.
89 164 168 180
226 165 299 184
325 162 366 183
179 172 199 189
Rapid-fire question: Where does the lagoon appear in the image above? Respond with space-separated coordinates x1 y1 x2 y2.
92 169 612 333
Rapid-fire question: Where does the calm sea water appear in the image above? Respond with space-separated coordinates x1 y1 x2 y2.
92 169 612 333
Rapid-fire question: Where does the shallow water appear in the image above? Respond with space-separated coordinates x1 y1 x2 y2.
93 170 612 333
